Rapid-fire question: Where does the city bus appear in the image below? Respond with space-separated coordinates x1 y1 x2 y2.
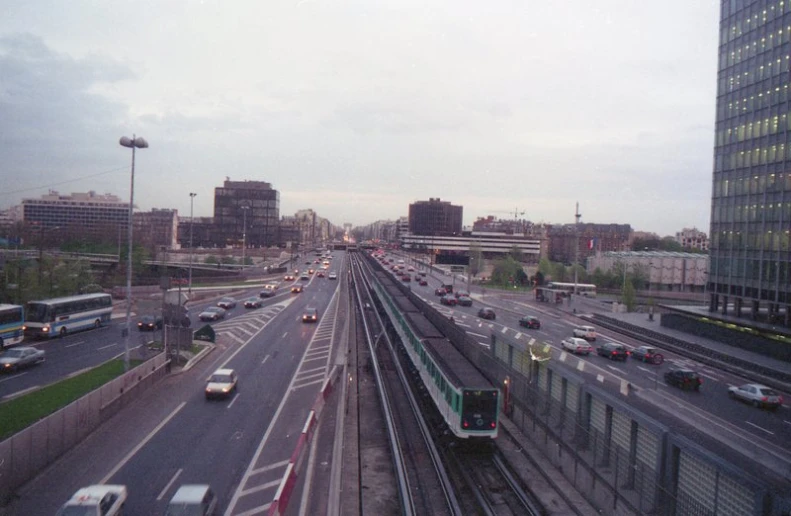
0 304 25 349
545 282 597 297
23 293 113 339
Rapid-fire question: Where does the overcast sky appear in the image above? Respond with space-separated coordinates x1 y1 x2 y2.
0 0 719 235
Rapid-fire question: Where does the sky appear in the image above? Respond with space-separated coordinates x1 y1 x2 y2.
0 0 720 236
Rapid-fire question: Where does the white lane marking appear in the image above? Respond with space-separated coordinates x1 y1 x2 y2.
282 332 288 339
783 420 791 426
606 365 621 373
744 421 774 435
514 332 522 339
466 331 487 339
227 393 240 409
0 372 27 383
637 366 654 374
64 341 86 348
261 355 270 365
101 401 186 484
156 468 183 500
97 342 118 350
698 371 722 382
455 322 471 328
500 326 508 334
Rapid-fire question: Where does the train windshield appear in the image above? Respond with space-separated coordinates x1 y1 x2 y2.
463 390 498 415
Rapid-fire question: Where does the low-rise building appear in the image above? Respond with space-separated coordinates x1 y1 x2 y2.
587 251 709 292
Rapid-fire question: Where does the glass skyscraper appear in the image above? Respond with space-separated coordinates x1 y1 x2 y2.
710 0 791 327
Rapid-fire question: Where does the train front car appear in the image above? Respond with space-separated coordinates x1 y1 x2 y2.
460 389 499 439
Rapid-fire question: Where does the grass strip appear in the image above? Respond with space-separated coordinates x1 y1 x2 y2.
0 358 140 440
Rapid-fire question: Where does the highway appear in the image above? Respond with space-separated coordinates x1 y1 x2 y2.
7 251 346 515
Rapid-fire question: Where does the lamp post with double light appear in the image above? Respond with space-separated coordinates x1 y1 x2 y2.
119 135 149 372
188 193 197 295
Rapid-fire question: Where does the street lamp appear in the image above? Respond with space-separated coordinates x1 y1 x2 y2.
119 135 149 372
241 205 250 270
188 193 197 295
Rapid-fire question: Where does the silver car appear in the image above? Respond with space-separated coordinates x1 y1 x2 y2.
199 306 226 321
0 347 45 372
728 383 784 410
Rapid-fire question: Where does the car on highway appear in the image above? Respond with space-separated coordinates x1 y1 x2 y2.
302 307 319 323
435 287 447 296
457 295 473 307
263 282 279 291
0 347 45 372
441 284 454 294
401 274 411 282
561 337 593 355
300 274 310 281
166 484 218 516
573 325 597 341
631 346 664 364
328 272 338 280
198 306 226 321
477 307 496 320
205 368 238 399
596 342 629 361
728 383 783 410
407 266 415 272
454 291 470 299
137 314 163 331
440 295 457 306
317 271 325 278
217 297 237 309
291 285 304 293
518 316 541 329
243 297 262 309
418 278 428 286
259 289 276 298
56 484 127 516
418 271 427 277
284 274 295 281
308 268 315 274
664 369 702 391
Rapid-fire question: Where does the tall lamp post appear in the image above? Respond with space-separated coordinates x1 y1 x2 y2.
119 135 149 372
188 193 197 295
241 205 249 270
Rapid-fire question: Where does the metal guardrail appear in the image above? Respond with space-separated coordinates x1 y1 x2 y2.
590 314 791 389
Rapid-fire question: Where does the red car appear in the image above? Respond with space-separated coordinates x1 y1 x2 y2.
418 279 428 286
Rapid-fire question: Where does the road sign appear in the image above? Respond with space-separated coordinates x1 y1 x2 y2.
450 265 466 273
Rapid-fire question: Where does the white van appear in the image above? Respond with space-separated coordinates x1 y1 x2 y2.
166 485 217 515
573 325 597 341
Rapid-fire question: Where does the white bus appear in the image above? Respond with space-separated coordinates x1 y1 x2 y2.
0 304 25 349
24 293 113 339
545 282 597 297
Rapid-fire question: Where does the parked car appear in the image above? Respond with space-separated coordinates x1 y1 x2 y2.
57 485 127 516
0 347 45 372
631 346 664 364
573 325 597 341
728 383 783 410
596 342 629 361
243 297 262 309
302 307 319 323
217 297 237 309
477 307 496 320
518 316 541 329
457 296 473 307
137 314 163 331
664 369 702 391
291 285 304 293
561 337 593 355
166 484 218 516
205 368 238 399
199 306 226 321
440 295 457 306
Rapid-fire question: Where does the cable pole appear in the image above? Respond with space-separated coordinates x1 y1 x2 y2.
574 202 581 296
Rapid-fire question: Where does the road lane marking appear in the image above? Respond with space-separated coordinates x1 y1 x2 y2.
261 355 270 365
227 393 240 409
466 331 487 339
64 341 86 348
97 342 118 350
606 365 621 373
0 372 27 383
282 332 288 339
744 421 774 435
637 366 654 374
156 468 183 500
101 401 186 484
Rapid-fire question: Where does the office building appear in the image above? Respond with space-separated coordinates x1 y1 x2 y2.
675 227 709 251
213 180 279 248
21 191 128 243
408 198 463 236
133 209 179 252
710 1 791 325
548 223 631 265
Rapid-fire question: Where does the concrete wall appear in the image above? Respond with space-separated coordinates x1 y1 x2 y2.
0 353 169 504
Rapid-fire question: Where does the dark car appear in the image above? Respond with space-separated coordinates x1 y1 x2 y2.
291 285 304 294
217 297 237 309
454 291 470 299
664 369 702 391
401 274 411 282
477 307 496 320
632 346 664 364
302 307 319 323
435 287 447 296
457 296 473 307
243 297 262 309
440 295 457 306
518 316 541 329
259 289 276 298
442 284 453 294
137 315 163 331
596 342 629 361
418 279 428 286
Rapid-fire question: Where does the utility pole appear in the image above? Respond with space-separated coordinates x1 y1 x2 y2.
188 193 196 295
574 202 581 296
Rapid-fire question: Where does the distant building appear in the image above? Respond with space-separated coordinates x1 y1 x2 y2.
548 223 631 265
675 227 708 251
408 198 463 236
177 216 215 249
133 208 179 251
401 231 541 262
278 216 301 250
588 251 708 293
396 217 409 242
21 191 128 242
213 180 279 248
472 216 545 238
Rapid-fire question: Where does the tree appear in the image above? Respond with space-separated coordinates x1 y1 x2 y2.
509 245 524 263
204 255 219 264
538 257 553 276
551 262 569 282
469 243 483 279
490 256 522 286
532 270 545 286
659 237 683 252
623 278 636 312
591 267 607 287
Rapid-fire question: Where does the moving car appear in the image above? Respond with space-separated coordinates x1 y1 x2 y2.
457 295 473 307
284 274 295 281
308 268 315 274
664 369 702 391
291 285 304 293
440 295 457 306
263 282 279 291
561 337 593 355
573 325 597 341
728 383 783 410
477 307 496 320
328 272 338 280
596 342 629 361
454 291 470 299
199 306 226 321
166 484 218 516
418 279 428 286
300 274 310 281
441 284 454 294
205 368 238 399
401 274 411 282
518 316 541 329
302 307 319 323
259 289 276 298
0 347 45 372
217 297 237 309
435 287 447 296
317 271 325 278
243 297 262 309
137 314 163 331
56 485 127 516
631 346 664 364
